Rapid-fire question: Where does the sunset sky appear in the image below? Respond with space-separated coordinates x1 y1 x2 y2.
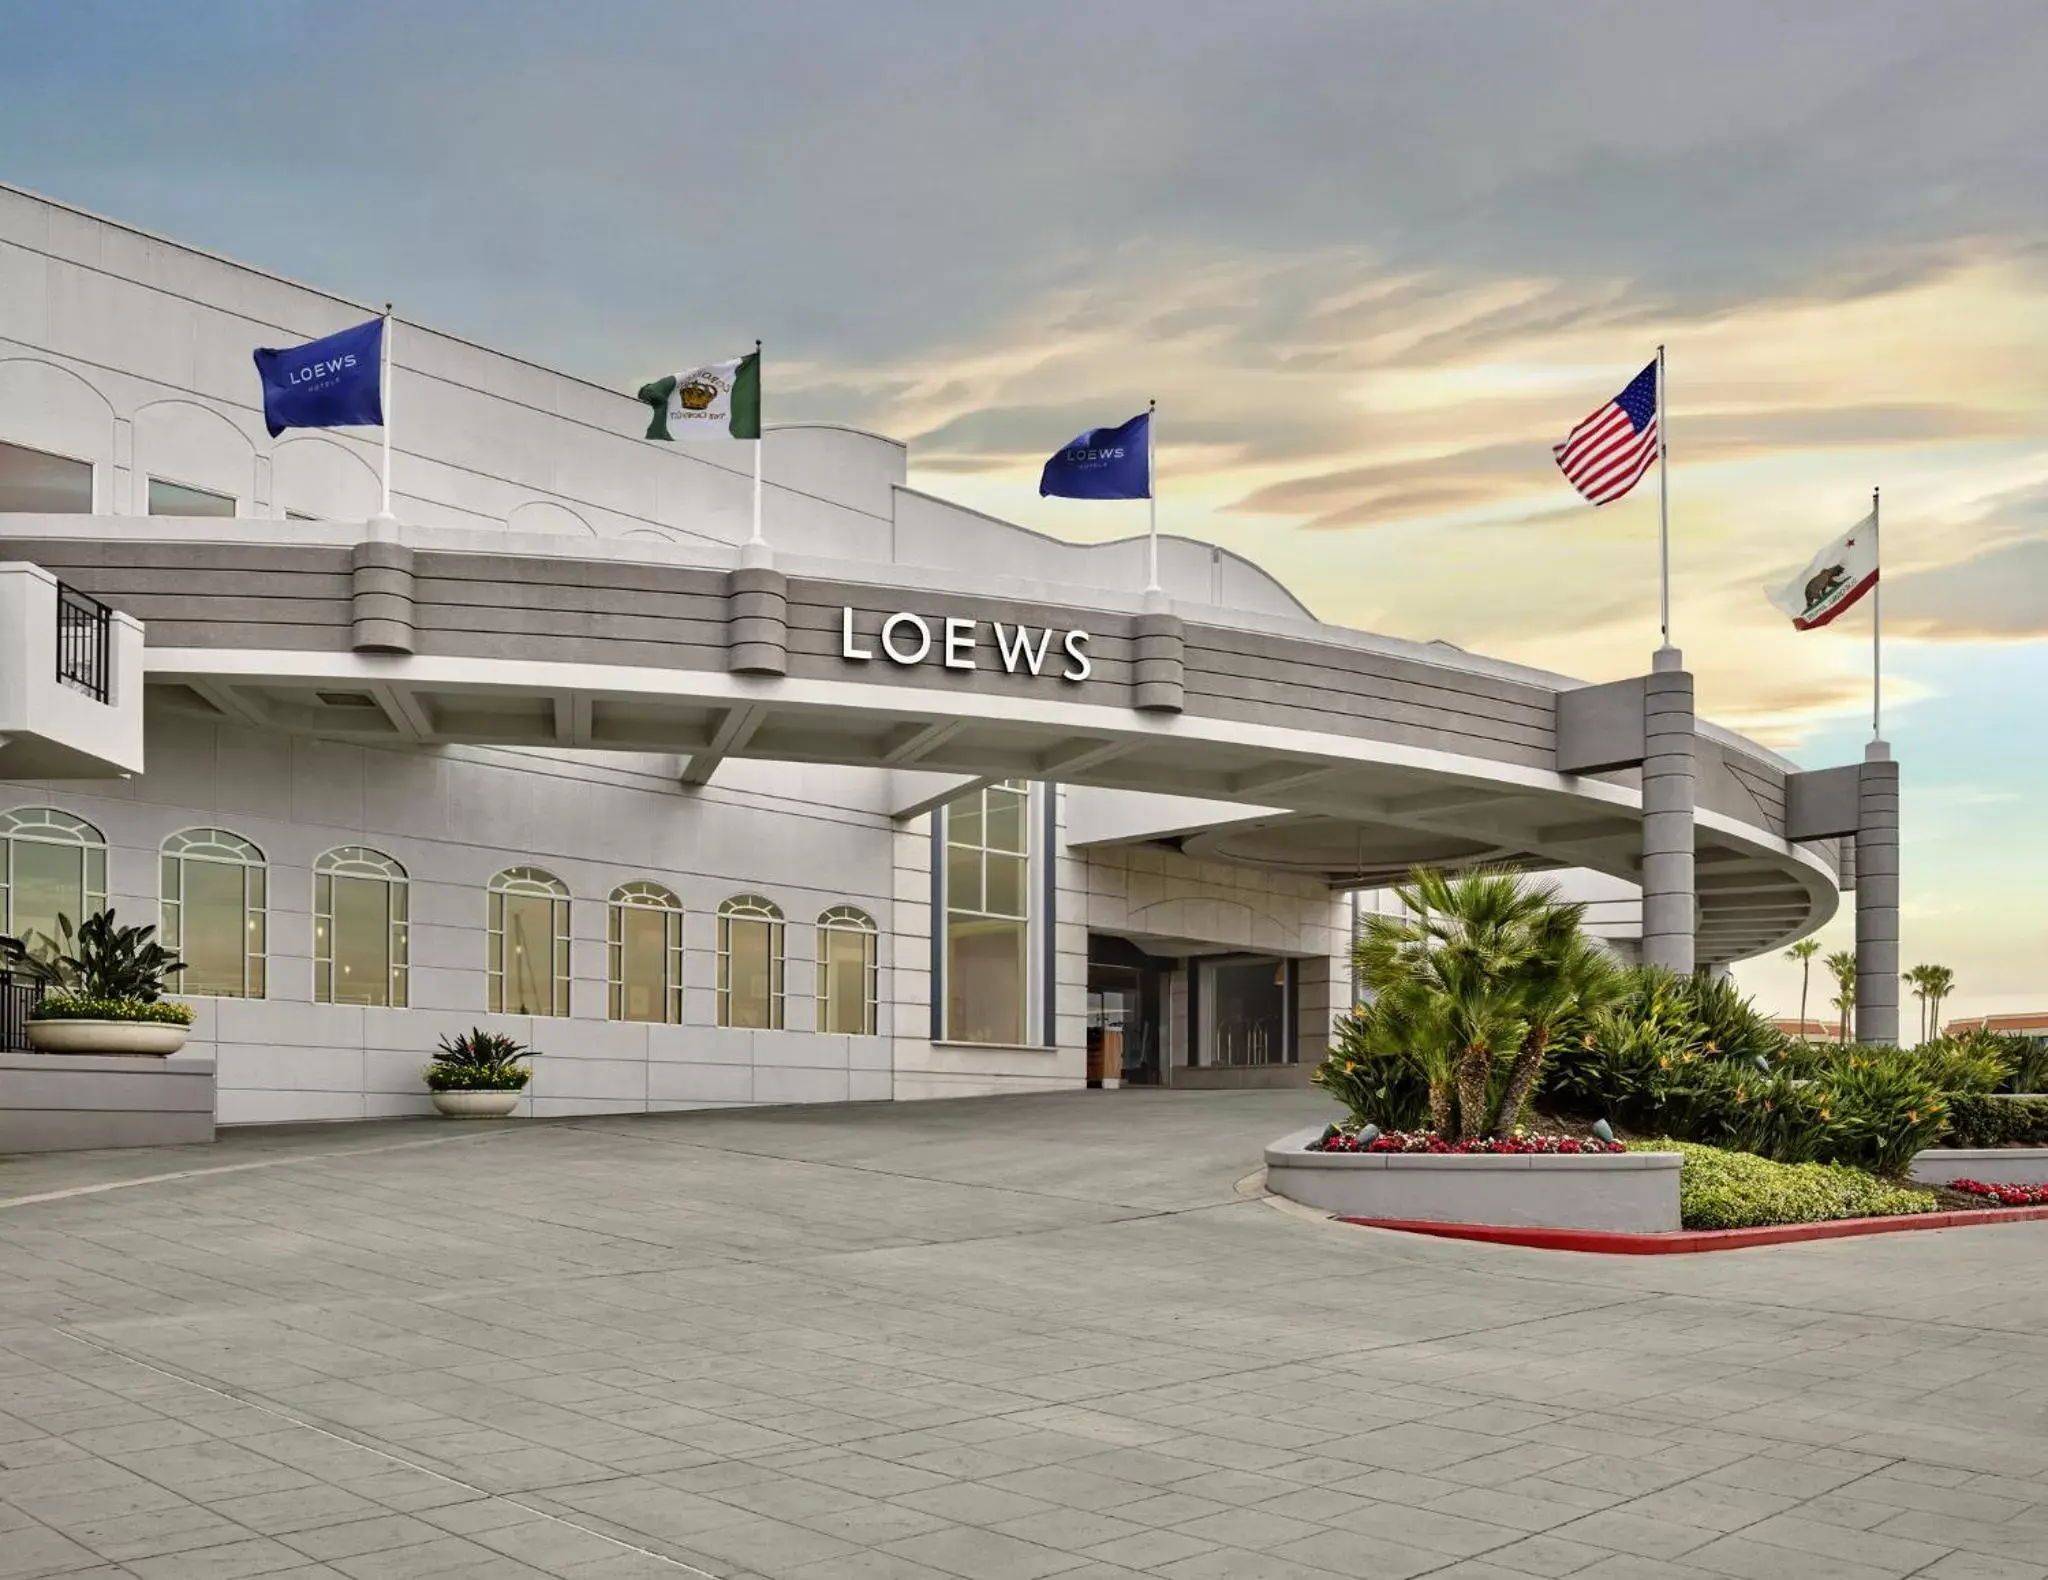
4 0 2042 1022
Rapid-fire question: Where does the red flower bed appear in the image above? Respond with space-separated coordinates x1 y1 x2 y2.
1949 1179 2048 1207
1310 1130 1627 1156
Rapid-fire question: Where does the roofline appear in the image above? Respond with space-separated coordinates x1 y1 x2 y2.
893 485 1316 622
0 177 856 438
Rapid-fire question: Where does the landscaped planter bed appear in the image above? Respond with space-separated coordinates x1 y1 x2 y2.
1909 1147 2048 1187
1265 1125 1682 1233
1948 1179 2048 1207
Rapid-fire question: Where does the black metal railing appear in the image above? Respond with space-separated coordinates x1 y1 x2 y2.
0 970 44 1052
55 582 112 702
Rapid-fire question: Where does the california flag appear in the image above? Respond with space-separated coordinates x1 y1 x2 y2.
637 351 761 441
1768 511 1879 629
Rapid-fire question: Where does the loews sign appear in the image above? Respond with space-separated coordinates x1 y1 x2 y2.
840 607 1091 682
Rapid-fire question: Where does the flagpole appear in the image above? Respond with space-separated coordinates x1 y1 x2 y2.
1656 342 1670 649
1145 397 1159 593
378 304 395 520
748 338 765 549
1872 485 1882 740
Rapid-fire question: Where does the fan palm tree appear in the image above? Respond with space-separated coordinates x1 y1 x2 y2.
1825 949 1857 1044
1496 930 1624 1131
1355 865 1603 1139
1786 938 1821 1040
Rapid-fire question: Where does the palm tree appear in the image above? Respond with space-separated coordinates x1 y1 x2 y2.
1903 965 1932 1045
1922 965 1956 1038
1825 949 1857 1044
1496 930 1623 1131
1355 865 1604 1139
1786 938 1821 1040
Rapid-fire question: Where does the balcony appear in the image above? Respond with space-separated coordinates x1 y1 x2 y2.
56 581 113 701
0 562 145 779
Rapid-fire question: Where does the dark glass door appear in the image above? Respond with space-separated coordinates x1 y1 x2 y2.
1087 953 1163 1087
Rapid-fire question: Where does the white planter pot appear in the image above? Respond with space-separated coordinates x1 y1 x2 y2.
430 1089 523 1118
25 1019 191 1057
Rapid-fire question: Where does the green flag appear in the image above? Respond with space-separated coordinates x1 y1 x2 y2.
638 350 761 441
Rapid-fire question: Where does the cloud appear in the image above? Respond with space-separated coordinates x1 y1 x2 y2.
1888 539 2048 639
5 1 2043 377
4 0 2045 1007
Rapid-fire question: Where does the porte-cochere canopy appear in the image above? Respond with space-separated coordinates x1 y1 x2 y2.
2 521 1840 965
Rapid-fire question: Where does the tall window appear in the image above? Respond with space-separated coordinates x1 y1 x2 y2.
314 848 409 1007
161 829 266 998
0 808 107 957
816 906 878 1036
717 895 784 1029
0 440 93 513
943 780 1033 1044
609 882 683 1024
489 868 570 1017
147 478 236 517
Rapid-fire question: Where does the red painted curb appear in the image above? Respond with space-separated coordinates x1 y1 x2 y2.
1335 1203 2048 1254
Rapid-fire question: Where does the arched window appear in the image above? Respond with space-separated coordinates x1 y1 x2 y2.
717 895 783 1030
0 807 107 959
489 868 570 1017
161 828 266 998
314 848 408 1007
609 882 682 1024
816 906 878 1036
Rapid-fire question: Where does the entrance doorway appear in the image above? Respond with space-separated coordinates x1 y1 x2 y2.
1086 935 1165 1088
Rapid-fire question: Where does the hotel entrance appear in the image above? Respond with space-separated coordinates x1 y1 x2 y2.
1086 934 1165 1088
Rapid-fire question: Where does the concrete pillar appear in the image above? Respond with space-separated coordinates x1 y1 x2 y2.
1855 740 1900 1045
1639 647 1696 975
1130 611 1185 713
350 540 415 653
726 565 788 676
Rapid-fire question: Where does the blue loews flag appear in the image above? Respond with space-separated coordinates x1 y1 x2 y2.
1039 411 1151 499
252 317 385 438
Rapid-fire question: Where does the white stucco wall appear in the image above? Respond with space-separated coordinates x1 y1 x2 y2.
0 180 1310 619
3 710 1351 1122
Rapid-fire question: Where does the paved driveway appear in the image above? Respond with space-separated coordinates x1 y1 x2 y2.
2 1089 2046 1580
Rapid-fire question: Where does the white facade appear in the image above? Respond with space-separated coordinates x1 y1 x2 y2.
0 183 1366 1123
0 180 1836 1123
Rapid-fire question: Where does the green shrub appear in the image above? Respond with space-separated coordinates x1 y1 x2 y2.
29 994 196 1025
1636 1139 1940 1230
1313 1005 1434 1133
2 909 184 1001
1821 1048 1951 1174
1705 1063 1844 1164
1677 972 1790 1065
1551 974 1963 1175
1546 968 1703 1124
1945 1093 2048 1148
1910 1033 2016 1097
422 1027 536 1092
2001 1036 2048 1095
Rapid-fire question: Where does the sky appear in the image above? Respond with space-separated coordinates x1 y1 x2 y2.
3 0 2043 1024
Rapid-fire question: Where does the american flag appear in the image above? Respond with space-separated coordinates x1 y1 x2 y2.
1553 359 1659 505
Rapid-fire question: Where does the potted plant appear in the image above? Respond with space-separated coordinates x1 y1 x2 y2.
2 910 195 1056
423 1028 537 1117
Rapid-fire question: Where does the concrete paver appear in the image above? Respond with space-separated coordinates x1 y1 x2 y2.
3 1088 2047 1579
